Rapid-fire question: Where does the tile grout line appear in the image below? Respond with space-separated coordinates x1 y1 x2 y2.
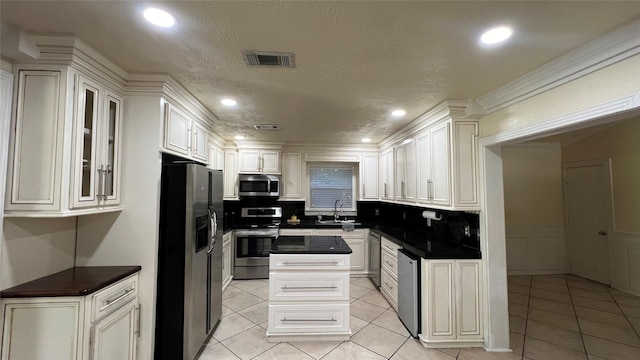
519 274 533 360
562 274 591 358
605 286 640 346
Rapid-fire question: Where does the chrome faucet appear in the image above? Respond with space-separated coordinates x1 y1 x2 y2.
334 199 343 222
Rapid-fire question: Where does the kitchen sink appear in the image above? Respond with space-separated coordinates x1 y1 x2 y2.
315 220 361 226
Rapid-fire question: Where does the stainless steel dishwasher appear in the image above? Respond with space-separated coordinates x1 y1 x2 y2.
368 231 381 288
398 248 421 337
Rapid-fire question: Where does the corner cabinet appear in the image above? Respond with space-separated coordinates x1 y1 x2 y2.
419 259 483 348
5 66 124 217
163 102 209 162
360 154 379 200
394 140 416 202
380 149 394 200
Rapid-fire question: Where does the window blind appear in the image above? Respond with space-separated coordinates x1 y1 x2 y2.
309 167 354 209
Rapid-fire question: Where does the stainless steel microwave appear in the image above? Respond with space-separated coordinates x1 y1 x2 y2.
238 174 280 197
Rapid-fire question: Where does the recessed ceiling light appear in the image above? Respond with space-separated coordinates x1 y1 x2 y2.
361 138 371 143
234 135 245 140
221 98 237 107
391 109 406 117
143 8 175 28
480 26 513 45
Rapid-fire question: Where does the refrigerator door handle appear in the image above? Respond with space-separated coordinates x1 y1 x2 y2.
208 206 217 253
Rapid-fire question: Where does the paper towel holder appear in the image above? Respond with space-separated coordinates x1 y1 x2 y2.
422 210 442 226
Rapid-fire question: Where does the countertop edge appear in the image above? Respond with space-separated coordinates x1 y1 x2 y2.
1 266 142 299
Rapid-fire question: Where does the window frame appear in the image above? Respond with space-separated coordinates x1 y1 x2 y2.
305 162 358 216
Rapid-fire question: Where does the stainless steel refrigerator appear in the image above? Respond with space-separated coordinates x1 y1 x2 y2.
155 155 223 360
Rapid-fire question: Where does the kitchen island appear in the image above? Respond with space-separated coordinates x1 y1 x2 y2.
267 235 352 342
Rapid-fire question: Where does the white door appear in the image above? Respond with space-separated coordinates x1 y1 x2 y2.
564 161 611 284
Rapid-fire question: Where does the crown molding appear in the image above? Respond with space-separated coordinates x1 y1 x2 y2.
476 18 640 114
378 99 469 150
479 93 640 147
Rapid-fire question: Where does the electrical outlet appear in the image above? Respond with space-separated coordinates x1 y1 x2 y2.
374 209 380 216
464 226 470 236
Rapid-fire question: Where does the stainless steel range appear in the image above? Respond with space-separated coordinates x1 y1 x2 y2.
234 207 281 279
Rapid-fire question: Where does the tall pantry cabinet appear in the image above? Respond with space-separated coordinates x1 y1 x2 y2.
5 64 124 217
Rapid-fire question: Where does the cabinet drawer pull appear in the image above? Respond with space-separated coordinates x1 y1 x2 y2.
384 260 394 267
282 261 339 266
281 285 337 290
384 282 394 290
281 317 337 322
104 287 134 305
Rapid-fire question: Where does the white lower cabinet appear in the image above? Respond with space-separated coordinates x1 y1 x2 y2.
222 231 233 291
268 253 351 342
380 236 401 310
420 259 483 348
314 229 368 276
90 301 138 360
0 273 140 360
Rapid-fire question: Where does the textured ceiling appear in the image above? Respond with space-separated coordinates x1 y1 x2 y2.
2 1 640 145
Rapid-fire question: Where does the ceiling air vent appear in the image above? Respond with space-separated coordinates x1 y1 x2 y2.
243 51 295 68
253 124 280 130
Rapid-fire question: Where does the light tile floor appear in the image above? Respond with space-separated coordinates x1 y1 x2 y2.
200 275 640 360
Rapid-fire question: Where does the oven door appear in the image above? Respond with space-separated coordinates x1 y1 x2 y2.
234 229 278 266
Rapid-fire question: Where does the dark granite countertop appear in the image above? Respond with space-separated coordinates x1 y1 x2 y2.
278 220 366 229
370 225 481 260
1 266 142 298
271 235 353 254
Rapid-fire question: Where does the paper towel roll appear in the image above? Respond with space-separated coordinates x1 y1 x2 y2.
422 210 442 221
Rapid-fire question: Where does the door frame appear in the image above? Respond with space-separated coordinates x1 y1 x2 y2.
562 159 614 284
478 101 640 351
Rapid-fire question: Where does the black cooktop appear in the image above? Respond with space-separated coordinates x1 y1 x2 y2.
271 236 353 254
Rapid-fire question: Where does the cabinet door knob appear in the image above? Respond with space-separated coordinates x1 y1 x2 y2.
598 231 607 235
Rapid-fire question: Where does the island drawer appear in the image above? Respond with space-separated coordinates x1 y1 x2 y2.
268 303 350 334
270 254 350 270
91 273 138 322
269 272 350 301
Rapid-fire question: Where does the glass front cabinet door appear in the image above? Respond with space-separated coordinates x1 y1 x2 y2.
72 75 122 209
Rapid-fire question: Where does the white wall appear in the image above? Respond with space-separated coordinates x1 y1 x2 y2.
502 145 566 275
75 95 163 360
1 218 77 289
562 118 640 295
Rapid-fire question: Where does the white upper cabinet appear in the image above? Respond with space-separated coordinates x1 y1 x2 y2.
361 153 379 200
280 152 303 200
163 102 209 163
5 65 124 217
208 144 225 171
238 149 280 174
417 121 451 207
394 140 416 202
416 118 479 210
71 75 123 209
380 148 394 200
223 150 238 200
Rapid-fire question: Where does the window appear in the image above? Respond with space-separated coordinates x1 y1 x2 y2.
308 165 356 213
